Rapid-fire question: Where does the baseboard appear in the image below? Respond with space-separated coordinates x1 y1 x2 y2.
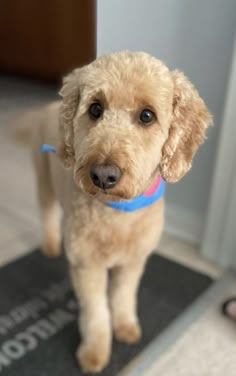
164 204 203 245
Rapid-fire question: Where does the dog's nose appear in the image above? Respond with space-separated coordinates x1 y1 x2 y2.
90 164 122 189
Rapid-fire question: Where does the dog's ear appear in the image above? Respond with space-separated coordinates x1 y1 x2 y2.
159 70 212 182
58 68 81 168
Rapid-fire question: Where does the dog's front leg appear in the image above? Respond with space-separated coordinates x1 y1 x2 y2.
70 264 111 374
109 257 146 344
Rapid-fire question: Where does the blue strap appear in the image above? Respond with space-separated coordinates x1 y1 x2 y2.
39 144 56 153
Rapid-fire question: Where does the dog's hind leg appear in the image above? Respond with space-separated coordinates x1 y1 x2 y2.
33 152 62 257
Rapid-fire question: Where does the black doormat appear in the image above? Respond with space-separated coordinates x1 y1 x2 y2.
0 250 212 376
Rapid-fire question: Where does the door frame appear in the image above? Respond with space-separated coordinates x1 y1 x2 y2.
202 32 236 267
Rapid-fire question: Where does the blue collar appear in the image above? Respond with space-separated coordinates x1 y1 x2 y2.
106 177 165 212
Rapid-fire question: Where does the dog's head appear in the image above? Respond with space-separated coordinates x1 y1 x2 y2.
59 51 212 201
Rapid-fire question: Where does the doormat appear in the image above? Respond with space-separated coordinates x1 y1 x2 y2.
0 250 212 375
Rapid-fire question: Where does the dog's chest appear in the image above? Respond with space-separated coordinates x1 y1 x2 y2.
68 195 164 267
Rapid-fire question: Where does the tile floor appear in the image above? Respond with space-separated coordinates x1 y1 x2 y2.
0 75 223 278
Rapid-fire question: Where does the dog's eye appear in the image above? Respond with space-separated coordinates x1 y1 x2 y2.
139 109 155 125
89 102 104 120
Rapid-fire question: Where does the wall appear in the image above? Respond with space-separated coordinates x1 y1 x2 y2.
97 0 236 243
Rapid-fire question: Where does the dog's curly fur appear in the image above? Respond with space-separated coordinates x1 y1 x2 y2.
16 51 212 373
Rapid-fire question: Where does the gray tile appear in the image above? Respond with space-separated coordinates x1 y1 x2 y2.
0 230 41 266
0 133 40 230
0 206 34 245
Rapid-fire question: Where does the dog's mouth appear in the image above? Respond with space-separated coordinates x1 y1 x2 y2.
76 175 135 202
83 186 133 202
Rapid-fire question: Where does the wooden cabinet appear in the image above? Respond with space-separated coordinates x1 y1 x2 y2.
0 0 96 80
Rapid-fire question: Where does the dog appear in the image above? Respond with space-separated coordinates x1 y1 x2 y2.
15 51 212 373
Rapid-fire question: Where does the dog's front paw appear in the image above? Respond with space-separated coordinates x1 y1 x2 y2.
114 321 141 344
76 344 109 374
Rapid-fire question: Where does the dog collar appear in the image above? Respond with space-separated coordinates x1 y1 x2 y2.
106 176 165 212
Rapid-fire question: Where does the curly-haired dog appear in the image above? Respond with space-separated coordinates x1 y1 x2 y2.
16 51 212 373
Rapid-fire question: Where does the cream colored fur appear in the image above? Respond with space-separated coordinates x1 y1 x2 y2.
15 51 212 373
